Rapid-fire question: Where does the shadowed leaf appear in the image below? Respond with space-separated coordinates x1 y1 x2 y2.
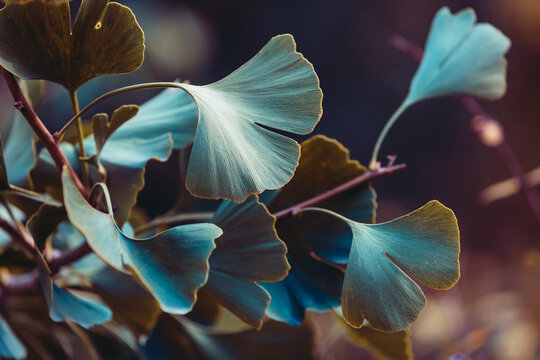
0 0 145 91
205 196 289 328
62 168 222 315
306 201 460 332
142 315 315 360
36 250 112 329
262 135 376 325
406 7 511 105
91 105 139 154
0 315 26 360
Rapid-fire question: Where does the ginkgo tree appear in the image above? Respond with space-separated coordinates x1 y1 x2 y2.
0 2 509 359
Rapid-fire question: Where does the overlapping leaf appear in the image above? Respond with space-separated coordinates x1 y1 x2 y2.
263 135 376 325
62 168 222 314
0 315 26 360
0 0 145 91
36 250 112 329
204 196 289 328
406 7 511 105
141 315 315 360
305 201 460 332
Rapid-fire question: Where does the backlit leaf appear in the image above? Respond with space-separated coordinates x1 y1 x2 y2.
0 315 26 360
61 168 222 315
406 7 511 105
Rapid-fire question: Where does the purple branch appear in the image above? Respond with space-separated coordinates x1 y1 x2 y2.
388 34 540 223
273 162 406 219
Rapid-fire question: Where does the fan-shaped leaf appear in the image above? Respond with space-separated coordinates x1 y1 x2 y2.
0 315 26 360
61 168 222 314
406 7 511 105
175 34 322 202
0 0 145 91
205 196 289 328
305 201 460 332
262 135 376 325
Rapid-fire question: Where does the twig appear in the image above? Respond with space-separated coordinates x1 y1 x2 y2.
273 161 406 219
388 34 540 224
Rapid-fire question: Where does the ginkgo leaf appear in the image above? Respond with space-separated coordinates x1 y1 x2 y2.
262 135 376 325
36 249 112 329
91 105 140 154
0 315 26 360
175 34 322 202
61 167 222 315
406 7 511 105
142 315 315 360
0 0 145 91
205 195 289 329
3 113 35 187
304 200 460 332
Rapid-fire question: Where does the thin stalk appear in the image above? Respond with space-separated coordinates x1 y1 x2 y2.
0 67 88 199
0 217 34 253
389 33 540 224
273 162 406 219
369 101 410 169
69 90 90 188
135 211 215 235
58 82 189 137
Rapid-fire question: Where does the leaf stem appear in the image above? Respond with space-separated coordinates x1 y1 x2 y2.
369 101 410 169
58 82 189 137
0 216 34 253
134 211 214 235
0 67 88 199
273 162 407 219
69 90 90 188
388 33 540 224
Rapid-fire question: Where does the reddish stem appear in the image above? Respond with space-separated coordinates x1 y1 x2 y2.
388 33 540 223
0 68 88 199
273 163 406 219
0 218 34 253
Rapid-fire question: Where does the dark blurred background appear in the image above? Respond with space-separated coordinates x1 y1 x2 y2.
2 0 539 358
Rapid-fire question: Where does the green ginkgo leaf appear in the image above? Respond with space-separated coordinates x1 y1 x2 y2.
0 315 26 360
406 7 511 105
36 249 112 329
61 168 222 315
176 34 322 202
0 0 145 91
205 195 290 328
304 201 460 332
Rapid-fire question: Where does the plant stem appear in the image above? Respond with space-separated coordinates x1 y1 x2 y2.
0 67 88 199
369 101 409 169
273 162 406 219
58 82 190 137
69 90 90 188
0 217 34 253
134 211 214 235
388 33 540 224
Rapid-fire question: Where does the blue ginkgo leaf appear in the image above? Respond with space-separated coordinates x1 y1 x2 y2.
406 7 511 105
61 167 222 315
177 34 322 202
0 315 26 360
262 136 376 326
36 250 112 329
303 200 460 332
206 195 289 328
3 112 35 187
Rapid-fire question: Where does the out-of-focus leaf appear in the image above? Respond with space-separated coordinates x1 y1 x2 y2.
91 267 161 340
306 201 460 332
62 168 222 315
204 196 289 328
0 138 10 190
0 314 26 360
0 0 145 91
342 318 412 360
0 204 25 251
141 315 315 360
175 34 322 202
262 135 376 325
36 249 112 328
406 7 511 105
